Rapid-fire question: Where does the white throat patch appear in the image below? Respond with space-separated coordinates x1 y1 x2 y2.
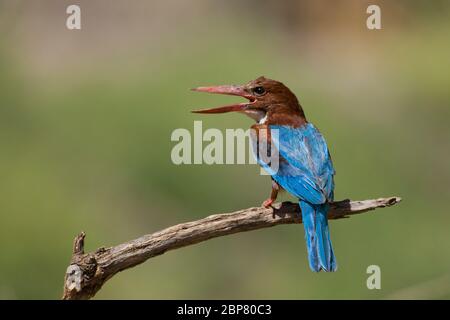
258 114 268 124
244 109 266 123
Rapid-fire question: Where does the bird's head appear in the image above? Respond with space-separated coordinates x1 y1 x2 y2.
192 76 306 125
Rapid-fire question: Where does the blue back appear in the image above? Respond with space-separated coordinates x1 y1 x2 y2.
252 123 338 272
254 123 335 204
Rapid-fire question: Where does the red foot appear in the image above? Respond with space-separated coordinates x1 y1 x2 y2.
262 198 274 208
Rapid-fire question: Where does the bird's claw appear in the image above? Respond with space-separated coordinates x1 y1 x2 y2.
262 198 274 208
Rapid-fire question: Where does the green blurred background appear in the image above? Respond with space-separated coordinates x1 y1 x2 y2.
0 0 449 299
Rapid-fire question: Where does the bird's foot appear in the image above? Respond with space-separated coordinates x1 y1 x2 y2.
262 198 274 208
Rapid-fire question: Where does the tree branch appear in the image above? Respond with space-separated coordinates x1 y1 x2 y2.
62 196 401 300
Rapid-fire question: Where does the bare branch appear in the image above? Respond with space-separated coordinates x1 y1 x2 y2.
62 196 401 300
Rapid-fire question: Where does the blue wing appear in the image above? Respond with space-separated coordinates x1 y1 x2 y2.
251 123 337 271
253 123 335 204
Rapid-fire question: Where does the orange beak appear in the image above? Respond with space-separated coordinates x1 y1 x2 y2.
191 85 255 114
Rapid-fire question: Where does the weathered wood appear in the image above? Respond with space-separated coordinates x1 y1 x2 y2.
62 196 401 300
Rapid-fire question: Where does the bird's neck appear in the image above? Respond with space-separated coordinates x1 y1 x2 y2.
264 104 307 128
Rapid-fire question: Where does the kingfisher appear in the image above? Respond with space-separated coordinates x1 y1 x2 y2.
191 76 337 272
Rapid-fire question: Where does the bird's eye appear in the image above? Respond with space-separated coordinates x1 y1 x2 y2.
253 86 266 95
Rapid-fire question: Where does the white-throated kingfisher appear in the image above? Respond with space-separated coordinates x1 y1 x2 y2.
192 76 337 272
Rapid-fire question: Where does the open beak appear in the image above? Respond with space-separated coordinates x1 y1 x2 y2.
191 85 255 114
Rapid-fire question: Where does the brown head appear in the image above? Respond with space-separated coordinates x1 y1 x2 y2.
192 76 306 127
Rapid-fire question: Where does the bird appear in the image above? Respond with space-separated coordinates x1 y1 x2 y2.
191 76 337 272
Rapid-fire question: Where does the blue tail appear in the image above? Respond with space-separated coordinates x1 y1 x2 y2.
300 201 337 272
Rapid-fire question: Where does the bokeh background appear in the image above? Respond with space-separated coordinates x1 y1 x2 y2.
1 0 449 299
